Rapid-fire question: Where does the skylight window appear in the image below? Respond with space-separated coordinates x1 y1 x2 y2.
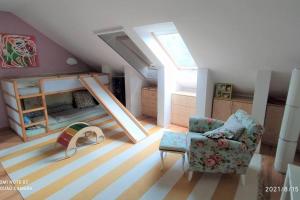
154 33 197 69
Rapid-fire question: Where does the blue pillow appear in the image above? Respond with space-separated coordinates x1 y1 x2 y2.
23 116 32 125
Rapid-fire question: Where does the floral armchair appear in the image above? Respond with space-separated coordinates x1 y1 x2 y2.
187 110 263 181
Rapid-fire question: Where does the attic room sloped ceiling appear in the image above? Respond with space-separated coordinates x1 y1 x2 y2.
1 0 300 96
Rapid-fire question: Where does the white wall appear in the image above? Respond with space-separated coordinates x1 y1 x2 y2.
135 23 179 127
124 66 147 117
175 70 198 92
252 70 272 125
196 68 214 117
5 0 299 97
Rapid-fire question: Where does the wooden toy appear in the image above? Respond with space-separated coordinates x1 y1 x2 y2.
57 122 104 158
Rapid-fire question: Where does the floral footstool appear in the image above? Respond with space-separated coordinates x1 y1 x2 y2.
159 131 187 171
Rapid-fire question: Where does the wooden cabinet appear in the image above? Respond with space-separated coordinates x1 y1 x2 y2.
262 104 284 147
231 101 252 114
141 87 157 118
212 99 232 121
262 104 300 151
171 92 196 127
212 98 253 121
212 98 300 151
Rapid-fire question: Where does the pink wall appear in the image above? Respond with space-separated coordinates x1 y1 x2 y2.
0 11 91 128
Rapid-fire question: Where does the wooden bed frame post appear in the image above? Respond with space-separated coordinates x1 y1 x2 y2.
12 80 27 141
39 79 49 133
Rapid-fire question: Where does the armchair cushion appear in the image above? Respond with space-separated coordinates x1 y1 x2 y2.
189 116 224 133
202 114 245 140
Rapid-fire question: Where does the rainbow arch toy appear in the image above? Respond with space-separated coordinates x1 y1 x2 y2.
57 122 105 158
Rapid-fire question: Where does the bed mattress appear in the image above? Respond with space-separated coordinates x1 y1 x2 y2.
26 105 106 137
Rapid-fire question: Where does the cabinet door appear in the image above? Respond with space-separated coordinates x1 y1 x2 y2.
212 99 232 121
231 101 252 114
262 105 284 146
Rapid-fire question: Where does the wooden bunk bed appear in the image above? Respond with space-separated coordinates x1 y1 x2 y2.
1 73 110 142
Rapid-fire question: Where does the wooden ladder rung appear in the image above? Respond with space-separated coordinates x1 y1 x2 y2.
25 120 46 128
22 107 45 114
20 93 43 99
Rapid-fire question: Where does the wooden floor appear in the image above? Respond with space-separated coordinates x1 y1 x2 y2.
0 119 299 200
0 128 23 200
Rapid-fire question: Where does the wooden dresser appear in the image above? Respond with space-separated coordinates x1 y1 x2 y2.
141 87 157 118
211 98 300 151
212 98 253 121
171 92 196 127
262 104 300 151
262 104 285 147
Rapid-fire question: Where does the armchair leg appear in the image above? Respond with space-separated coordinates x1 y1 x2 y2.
240 174 246 186
160 151 164 170
188 171 193 181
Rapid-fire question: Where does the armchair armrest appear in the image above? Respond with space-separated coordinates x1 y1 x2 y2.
188 134 243 152
187 133 252 174
189 116 224 133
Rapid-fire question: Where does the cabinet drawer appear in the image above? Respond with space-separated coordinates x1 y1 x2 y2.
142 105 157 117
172 94 196 107
142 96 157 103
172 105 195 115
142 103 157 111
171 113 190 127
142 89 157 97
171 104 196 127
142 98 157 106
231 101 252 114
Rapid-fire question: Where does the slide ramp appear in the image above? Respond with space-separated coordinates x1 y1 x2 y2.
80 76 148 143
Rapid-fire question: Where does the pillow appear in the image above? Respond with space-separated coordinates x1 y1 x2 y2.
73 90 96 109
203 115 245 140
223 115 245 135
23 116 32 125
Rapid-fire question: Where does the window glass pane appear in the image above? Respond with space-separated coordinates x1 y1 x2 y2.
156 33 197 68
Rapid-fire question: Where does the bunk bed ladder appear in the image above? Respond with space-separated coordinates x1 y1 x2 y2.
16 81 49 141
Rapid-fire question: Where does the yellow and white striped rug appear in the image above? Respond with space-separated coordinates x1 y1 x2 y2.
0 115 262 200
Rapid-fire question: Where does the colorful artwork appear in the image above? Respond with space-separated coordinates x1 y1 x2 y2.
0 33 38 68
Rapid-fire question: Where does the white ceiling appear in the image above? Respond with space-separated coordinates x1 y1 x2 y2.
1 0 300 96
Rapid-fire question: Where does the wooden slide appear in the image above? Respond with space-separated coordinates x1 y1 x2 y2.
80 75 148 143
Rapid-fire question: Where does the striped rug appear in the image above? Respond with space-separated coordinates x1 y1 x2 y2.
0 115 262 200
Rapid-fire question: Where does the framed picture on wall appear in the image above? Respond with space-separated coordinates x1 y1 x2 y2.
0 33 39 68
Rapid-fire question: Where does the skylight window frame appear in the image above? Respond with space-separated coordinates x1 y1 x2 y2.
151 32 197 70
